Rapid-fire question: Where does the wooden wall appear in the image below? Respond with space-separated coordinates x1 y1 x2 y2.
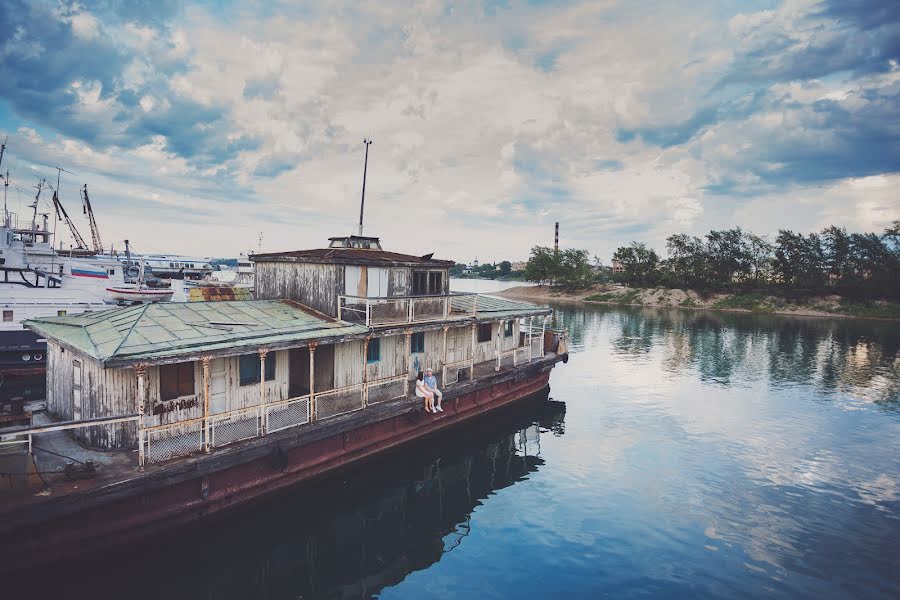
254 262 343 316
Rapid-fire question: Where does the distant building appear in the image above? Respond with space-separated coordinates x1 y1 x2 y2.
511 261 527 271
611 259 625 274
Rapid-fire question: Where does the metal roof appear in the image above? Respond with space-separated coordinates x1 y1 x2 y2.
251 247 454 267
24 295 550 367
24 300 370 366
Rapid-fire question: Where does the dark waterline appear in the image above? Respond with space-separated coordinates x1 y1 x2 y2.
8 305 900 599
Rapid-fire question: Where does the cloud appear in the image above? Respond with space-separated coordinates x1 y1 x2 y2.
0 0 898 261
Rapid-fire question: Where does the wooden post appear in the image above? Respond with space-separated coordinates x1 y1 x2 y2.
202 356 211 453
363 337 370 406
470 323 476 381
495 323 501 372
442 325 449 371
309 343 317 422
136 363 146 470
528 316 534 361
540 316 547 358
259 348 268 434
404 330 413 377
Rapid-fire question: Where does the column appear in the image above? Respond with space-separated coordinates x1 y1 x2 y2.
136 363 147 470
540 316 547 358
308 343 317 422
202 356 211 453
363 337 370 406
495 323 501 372
442 325 449 370
469 323 476 380
259 348 268 434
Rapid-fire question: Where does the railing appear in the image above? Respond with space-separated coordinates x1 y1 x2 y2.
143 418 204 463
0 434 32 455
265 395 311 434
366 375 409 405
337 292 478 327
209 406 262 448
443 359 474 386
315 383 365 420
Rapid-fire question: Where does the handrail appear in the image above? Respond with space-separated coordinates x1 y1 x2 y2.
338 292 478 326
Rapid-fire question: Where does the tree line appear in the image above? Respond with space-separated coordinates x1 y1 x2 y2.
611 222 900 300
523 246 595 289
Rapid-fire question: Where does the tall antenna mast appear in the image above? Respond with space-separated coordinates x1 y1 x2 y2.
81 184 103 253
0 136 7 171
358 138 372 237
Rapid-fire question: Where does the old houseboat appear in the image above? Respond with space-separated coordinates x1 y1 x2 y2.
0 235 567 572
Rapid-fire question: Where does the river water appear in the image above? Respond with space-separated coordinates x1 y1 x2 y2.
12 303 900 599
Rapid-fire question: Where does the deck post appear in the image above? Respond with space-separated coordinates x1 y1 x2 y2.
363 337 370 406
442 325 449 372
528 316 534 361
365 300 371 327
259 349 268 434
472 293 478 316
540 316 547 358
136 363 146 470
309 343 317 422
202 356 211 453
404 330 413 376
470 323 476 381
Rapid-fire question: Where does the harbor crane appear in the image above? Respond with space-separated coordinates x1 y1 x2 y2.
50 167 89 251
81 184 103 253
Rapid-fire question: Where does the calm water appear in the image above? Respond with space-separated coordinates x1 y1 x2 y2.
13 305 900 599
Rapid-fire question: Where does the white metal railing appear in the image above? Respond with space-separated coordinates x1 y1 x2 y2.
209 406 262 448
143 419 204 463
337 292 477 326
265 395 311 434
0 434 32 455
315 383 365 420
367 375 408 405
443 358 474 386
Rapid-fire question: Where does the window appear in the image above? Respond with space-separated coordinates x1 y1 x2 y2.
504 320 514 337
367 338 381 363
428 271 443 294
57 310 67 317
477 323 493 343
160 362 195 401
2 310 12 322
412 271 428 296
411 332 425 354
239 353 276 386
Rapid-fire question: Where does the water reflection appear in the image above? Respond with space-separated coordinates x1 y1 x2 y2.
15 394 566 600
550 306 900 408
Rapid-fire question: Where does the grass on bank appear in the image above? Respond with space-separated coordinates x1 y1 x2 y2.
711 292 781 312
584 289 643 305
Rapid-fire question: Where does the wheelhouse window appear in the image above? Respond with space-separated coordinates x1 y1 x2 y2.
412 271 428 296
504 321 514 337
411 332 425 354
2 310 12 322
239 353 276 386
429 272 443 294
57 310 67 317
412 270 445 295
160 362 195 401
478 323 493 343
367 338 381 363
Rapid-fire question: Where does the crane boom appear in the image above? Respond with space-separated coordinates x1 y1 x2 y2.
53 189 89 250
81 184 103 253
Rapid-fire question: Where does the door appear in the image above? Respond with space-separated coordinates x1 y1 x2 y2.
344 265 365 297
367 267 388 297
210 358 227 414
73 360 82 421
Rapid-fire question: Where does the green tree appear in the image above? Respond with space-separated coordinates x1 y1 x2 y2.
612 242 660 286
524 246 559 284
498 260 512 276
556 249 594 289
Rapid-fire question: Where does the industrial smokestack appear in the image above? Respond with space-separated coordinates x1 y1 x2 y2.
554 222 559 253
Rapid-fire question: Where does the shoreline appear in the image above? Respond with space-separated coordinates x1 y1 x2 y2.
495 285 900 321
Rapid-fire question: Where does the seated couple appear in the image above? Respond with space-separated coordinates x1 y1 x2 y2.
415 368 443 413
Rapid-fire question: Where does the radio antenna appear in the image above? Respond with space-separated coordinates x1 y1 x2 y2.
358 138 372 237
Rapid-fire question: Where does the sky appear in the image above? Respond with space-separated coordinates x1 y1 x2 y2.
0 0 898 264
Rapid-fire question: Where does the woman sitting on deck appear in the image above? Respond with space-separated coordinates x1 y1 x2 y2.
415 371 436 413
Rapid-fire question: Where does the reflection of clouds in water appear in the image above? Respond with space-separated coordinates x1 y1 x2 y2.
548 304 900 587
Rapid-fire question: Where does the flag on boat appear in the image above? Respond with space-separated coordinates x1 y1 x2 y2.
71 266 108 279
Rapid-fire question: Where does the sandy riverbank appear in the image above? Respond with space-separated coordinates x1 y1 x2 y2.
495 284 900 320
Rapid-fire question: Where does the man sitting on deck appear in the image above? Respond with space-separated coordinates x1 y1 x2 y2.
425 368 443 412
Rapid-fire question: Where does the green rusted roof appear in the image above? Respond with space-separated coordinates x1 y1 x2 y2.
24 300 370 366
466 294 551 321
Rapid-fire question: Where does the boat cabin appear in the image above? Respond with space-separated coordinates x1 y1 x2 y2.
22 237 559 468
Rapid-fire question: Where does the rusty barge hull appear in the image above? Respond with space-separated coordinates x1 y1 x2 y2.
0 355 560 574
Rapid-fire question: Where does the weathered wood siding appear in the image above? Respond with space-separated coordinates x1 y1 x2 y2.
46 342 137 449
474 320 519 363
254 261 342 316
388 268 409 296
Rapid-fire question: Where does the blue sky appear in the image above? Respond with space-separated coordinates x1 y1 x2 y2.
0 0 898 262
